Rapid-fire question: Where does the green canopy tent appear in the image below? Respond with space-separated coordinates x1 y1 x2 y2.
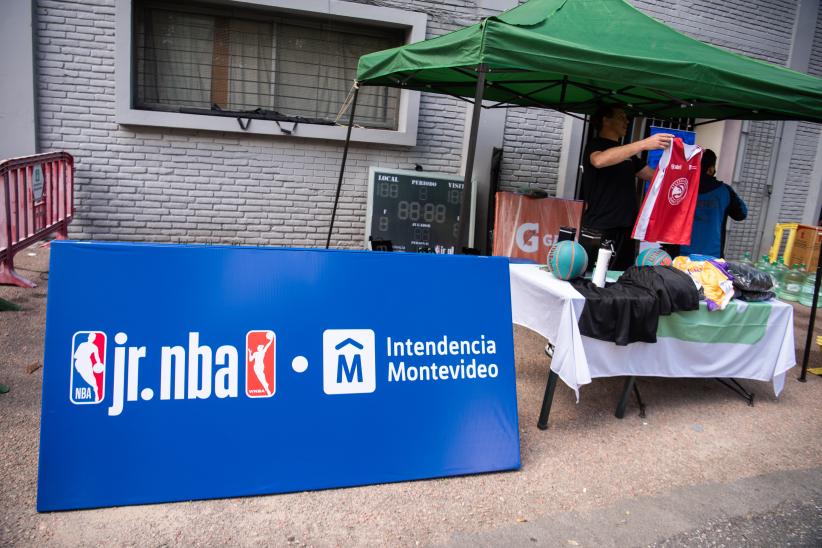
357 0 822 123
325 0 822 378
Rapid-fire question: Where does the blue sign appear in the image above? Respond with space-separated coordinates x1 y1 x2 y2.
37 242 520 511
647 126 696 168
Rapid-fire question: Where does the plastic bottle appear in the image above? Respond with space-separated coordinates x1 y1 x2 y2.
799 265 822 307
781 264 803 302
772 258 789 297
739 251 753 266
756 256 777 290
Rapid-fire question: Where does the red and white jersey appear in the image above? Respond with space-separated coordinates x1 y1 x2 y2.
632 138 703 245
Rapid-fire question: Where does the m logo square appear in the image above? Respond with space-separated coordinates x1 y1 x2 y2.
323 329 376 395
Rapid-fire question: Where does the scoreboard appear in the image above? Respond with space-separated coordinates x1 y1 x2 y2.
365 167 477 253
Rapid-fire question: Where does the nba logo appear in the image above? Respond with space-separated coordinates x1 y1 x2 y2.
246 330 275 398
70 331 106 404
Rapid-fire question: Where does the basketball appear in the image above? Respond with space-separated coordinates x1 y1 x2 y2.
636 247 673 267
547 241 588 280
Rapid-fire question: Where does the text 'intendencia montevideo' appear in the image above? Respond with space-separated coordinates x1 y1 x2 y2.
385 335 499 382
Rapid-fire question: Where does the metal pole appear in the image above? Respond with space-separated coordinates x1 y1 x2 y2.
799 243 822 381
326 86 359 249
458 66 486 251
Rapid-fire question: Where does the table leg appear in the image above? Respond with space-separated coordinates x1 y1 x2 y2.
615 376 636 419
715 378 755 406
538 370 559 430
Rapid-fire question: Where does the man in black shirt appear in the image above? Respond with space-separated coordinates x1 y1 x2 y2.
581 105 674 270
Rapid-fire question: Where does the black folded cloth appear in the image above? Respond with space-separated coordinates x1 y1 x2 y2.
725 262 776 301
570 265 700 346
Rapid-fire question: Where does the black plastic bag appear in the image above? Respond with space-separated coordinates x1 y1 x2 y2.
725 262 774 292
733 288 776 302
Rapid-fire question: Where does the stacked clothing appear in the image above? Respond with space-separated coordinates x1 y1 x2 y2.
672 256 735 311
571 266 700 346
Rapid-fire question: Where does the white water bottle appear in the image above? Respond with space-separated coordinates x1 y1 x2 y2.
592 247 612 287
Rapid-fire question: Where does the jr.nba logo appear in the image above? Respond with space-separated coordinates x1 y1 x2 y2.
70 331 106 404
246 330 275 398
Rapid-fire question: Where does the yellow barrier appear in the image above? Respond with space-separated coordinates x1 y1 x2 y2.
769 223 798 264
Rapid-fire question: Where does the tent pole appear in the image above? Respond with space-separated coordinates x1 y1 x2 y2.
799 242 822 381
459 66 486 251
326 85 359 249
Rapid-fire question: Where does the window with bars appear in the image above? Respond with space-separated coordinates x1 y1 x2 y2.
133 2 404 129
641 117 695 135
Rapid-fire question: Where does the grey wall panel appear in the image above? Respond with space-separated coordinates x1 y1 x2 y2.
1 0 37 159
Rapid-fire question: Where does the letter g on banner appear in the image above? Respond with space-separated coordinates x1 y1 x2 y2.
515 223 539 253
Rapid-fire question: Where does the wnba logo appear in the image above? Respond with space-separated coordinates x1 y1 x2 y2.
668 178 689 206
70 331 106 404
246 331 276 398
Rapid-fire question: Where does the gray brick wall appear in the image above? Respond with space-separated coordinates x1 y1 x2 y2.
35 0 506 249
779 5 822 228
730 121 780 259
497 0 806 244
780 122 821 225
630 0 799 260
812 4 822 77
808 5 822 227
629 0 797 65
497 0 565 196
499 108 565 194
33 0 820 255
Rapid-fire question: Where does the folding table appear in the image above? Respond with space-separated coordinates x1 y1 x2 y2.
509 264 797 429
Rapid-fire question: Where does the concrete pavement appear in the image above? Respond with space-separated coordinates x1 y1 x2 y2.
1 243 821 546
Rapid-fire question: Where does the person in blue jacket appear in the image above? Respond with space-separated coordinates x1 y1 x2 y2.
680 149 748 258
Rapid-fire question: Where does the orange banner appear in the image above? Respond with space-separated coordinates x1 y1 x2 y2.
492 192 584 263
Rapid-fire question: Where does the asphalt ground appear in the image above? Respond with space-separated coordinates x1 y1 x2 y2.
1 243 821 546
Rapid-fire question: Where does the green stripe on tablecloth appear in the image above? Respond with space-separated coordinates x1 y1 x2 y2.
657 300 771 344
606 271 622 283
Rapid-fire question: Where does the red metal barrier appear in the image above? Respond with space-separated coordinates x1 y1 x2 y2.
0 152 74 288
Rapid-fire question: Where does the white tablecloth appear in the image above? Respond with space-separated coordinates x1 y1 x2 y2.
509 264 797 400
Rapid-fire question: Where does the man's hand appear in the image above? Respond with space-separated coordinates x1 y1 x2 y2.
641 133 675 151
590 133 676 169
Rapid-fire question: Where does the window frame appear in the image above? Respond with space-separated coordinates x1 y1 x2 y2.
115 0 426 145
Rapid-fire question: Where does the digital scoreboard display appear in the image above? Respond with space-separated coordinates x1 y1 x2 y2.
366 168 476 253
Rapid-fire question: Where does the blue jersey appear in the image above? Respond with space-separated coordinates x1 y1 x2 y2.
680 176 747 258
